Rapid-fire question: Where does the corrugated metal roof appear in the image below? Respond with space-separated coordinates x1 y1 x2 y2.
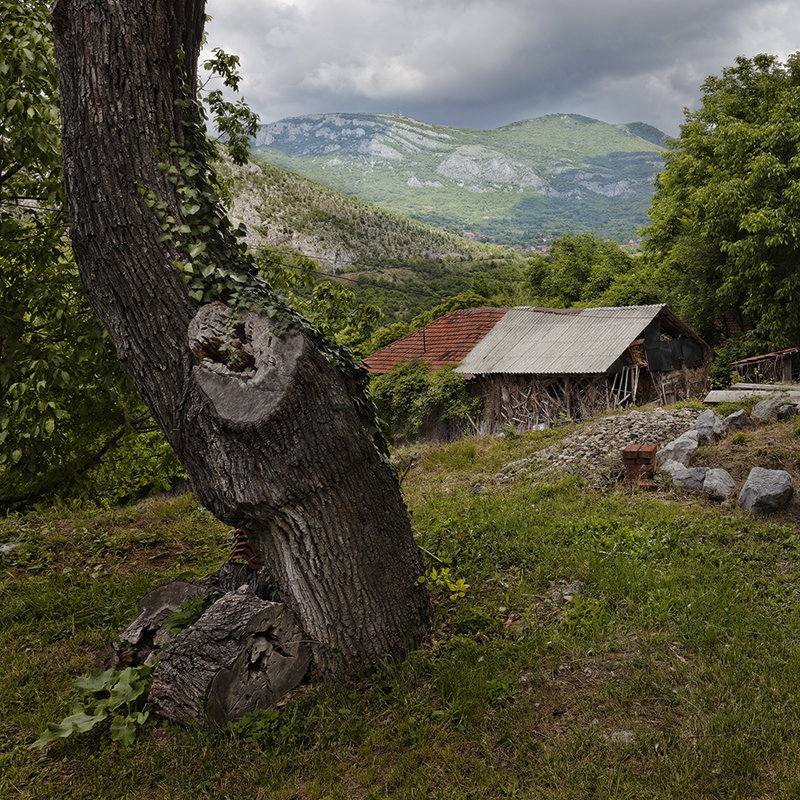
362 307 509 374
456 305 665 375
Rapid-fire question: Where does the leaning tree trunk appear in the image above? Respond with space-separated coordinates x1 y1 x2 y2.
51 0 429 678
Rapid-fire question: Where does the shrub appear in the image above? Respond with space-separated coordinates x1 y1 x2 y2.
369 363 482 440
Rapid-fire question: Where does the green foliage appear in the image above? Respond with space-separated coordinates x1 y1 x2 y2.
200 48 260 165
0 0 144 503
709 332 776 389
30 665 153 750
369 363 481 440
417 565 469 601
644 52 800 344
254 249 381 357
524 233 636 306
162 592 215 637
0 0 62 221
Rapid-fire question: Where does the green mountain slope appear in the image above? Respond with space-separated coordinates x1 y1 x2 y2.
220 156 491 272
251 113 666 244
219 157 524 325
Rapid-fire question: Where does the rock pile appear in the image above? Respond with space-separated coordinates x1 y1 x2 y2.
657 405 800 513
496 401 799 515
497 407 702 488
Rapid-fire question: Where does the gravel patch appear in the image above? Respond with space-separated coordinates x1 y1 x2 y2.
497 407 702 489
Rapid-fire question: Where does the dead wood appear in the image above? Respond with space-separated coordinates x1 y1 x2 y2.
148 585 310 726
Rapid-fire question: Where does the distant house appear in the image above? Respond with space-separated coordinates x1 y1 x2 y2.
364 304 712 432
363 307 509 375
731 347 799 385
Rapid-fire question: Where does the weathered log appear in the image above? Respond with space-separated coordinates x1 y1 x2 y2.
148 585 311 726
110 563 279 670
111 579 208 669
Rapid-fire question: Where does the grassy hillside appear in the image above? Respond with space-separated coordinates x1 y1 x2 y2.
220 155 525 325
252 113 666 244
219 156 491 273
4 408 800 798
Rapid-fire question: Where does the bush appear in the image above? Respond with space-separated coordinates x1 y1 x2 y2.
369 363 482 440
710 332 779 389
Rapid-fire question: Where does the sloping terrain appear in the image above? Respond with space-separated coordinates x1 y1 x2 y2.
6 404 800 798
219 156 490 272
251 113 667 243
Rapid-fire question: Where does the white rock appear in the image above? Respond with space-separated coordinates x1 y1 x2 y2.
656 430 699 467
738 467 794 513
660 460 709 491
702 468 736 501
752 397 783 423
720 409 751 436
696 409 723 443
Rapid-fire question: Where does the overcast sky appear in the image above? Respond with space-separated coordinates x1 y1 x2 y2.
203 0 800 137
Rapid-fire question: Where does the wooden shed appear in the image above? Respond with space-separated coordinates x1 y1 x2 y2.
456 305 711 430
364 304 712 433
731 347 798 385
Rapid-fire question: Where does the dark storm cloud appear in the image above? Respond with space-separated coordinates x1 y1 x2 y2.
203 0 800 135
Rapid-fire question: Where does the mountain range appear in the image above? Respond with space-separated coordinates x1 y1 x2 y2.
251 113 667 244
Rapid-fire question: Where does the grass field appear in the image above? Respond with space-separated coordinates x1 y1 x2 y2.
2 416 800 799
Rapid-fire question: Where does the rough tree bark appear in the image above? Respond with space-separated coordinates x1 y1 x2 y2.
51 0 429 679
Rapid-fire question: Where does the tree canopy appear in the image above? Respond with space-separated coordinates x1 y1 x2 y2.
643 53 800 345
0 0 148 504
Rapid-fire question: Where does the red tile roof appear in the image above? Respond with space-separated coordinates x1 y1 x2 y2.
731 347 799 366
363 307 510 374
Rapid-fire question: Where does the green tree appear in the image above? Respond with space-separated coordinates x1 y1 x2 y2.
0 0 145 504
644 53 800 344
524 233 635 307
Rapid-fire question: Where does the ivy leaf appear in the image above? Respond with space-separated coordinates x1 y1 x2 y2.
109 714 137 747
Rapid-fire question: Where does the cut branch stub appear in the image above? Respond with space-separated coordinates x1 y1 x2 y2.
188 302 303 427
148 585 311 726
